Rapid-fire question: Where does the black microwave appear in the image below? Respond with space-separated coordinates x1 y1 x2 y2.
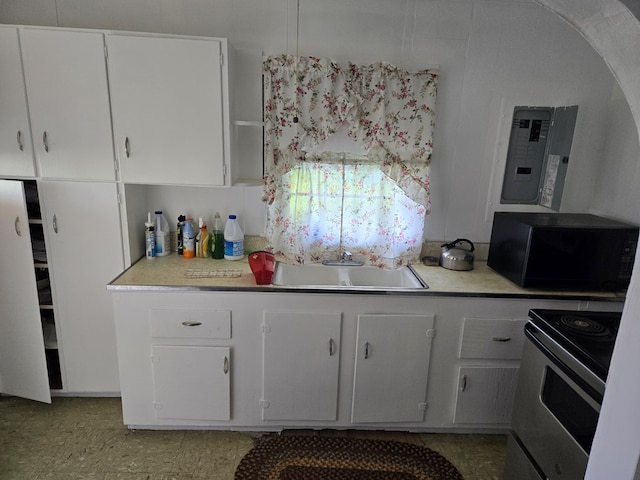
487 212 638 290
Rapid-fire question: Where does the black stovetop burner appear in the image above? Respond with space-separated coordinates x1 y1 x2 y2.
559 314 612 338
529 309 622 381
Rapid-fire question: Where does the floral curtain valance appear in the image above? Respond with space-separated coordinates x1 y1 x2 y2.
263 54 438 210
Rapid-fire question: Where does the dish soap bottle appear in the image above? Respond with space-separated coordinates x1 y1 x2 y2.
154 210 170 256
182 217 195 259
210 212 225 259
224 214 244 260
196 217 211 258
144 212 156 259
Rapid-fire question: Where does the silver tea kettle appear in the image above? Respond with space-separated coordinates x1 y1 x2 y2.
440 238 475 271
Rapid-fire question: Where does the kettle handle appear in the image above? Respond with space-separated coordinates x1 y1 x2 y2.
441 238 475 252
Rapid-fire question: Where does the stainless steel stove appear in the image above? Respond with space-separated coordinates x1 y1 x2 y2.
504 309 622 480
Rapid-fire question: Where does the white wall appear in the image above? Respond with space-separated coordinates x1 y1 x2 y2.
2 0 631 242
531 2 640 478
592 82 640 224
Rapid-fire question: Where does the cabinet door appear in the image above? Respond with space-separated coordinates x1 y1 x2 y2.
151 345 230 421
39 180 124 393
351 314 435 423
106 34 227 186
0 180 51 403
20 28 115 181
262 312 342 421
453 366 519 424
0 28 35 178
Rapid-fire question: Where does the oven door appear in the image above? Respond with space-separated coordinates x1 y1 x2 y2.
504 433 545 480
508 324 602 480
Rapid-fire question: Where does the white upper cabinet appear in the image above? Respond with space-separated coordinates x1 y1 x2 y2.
106 34 230 186
0 27 35 178
20 28 116 181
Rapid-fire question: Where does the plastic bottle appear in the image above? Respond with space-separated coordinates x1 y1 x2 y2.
176 215 185 255
224 214 244 260
154 210 170 256
201 220 211 258
210 212 225 260
196 217 211 258
144 212 156 259
182 217 195 259
194 218 200 257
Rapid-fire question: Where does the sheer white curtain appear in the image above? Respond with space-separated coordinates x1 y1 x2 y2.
263 55 438 267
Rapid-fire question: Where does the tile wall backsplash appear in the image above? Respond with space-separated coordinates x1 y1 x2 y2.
237 238 489 263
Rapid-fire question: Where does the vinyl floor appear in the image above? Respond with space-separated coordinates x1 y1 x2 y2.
0 396 506 479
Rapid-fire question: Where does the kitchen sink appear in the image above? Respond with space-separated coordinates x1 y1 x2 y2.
271 262 428 289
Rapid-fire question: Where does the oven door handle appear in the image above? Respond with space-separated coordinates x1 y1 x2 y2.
525 323 604 405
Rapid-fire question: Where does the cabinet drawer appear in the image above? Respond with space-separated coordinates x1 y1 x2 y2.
459 318 526 359
150 309 231 339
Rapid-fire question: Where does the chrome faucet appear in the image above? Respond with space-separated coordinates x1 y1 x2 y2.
340 251 353 262
322 251 363 266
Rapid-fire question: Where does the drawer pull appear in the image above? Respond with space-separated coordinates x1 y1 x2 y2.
491 336 511 342
43 131 49 152
328 338 335 356
364 341 370 359
125 137 131 158
15 216 21 236
223 356 229 374
181 321 202 327
461 374 468 391
17 130 24 151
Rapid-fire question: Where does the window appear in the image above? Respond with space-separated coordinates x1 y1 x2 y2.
262 55 438 267
267 153 425 268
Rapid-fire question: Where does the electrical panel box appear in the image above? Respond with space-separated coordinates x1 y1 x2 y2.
501 105 578 210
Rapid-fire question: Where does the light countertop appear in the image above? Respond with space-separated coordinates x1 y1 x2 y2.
107 254 625 302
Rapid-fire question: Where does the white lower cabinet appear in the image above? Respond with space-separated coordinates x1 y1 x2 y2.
0 179 51 402
351 314 435 423
453 317 527 425
1 178 124 401
262 312 342 421
39 180 123 393
110 291 620 430
453 366 519 424
151 345 230 421
149 308 232 421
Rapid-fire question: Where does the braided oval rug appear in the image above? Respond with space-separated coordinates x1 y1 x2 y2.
234 435 464 480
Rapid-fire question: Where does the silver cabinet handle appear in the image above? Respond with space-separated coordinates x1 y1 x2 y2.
52 214 58 234
491 336 512 342
329 338 335 356
17 130 24 151
124 137 130 158
461 374 468 391
364 341 370 359
223 356 229 374
43 131 49 152
15 216 21 236
181 321 202 327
